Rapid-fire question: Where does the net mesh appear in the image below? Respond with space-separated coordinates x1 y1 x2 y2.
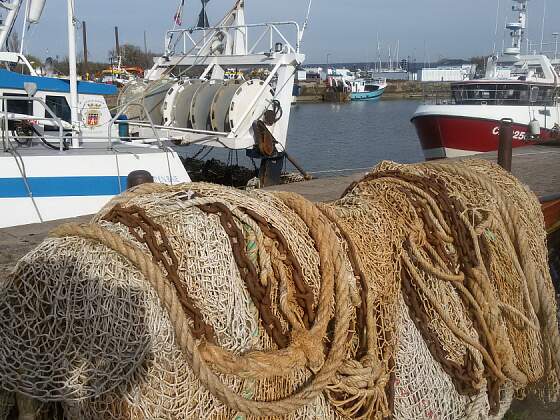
0 160 558 419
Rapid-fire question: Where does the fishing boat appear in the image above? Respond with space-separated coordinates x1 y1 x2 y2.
351 78 387 101
118 0 309 185
0 0 190 228
411 0 560 160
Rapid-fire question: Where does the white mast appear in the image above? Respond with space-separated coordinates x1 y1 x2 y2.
67 0 80 147
232 0 247 55
376 33 380 72
20 0 29 54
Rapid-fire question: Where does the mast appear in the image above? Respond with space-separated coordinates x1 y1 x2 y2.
20 0 29 54
376 33 380 72
67 0 80 147
232 0 246 55
504 0 528 57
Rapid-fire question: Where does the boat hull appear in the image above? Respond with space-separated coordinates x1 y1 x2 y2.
411 104 560 160
0 145 190 228
351 87 385 101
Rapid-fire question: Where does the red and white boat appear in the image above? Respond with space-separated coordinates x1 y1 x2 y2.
412 0 560 160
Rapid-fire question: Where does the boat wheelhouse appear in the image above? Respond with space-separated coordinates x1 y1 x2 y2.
351 78 387 101
450 80 557 107
411 0 560 160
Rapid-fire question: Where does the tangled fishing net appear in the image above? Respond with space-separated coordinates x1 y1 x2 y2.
0 160 559 419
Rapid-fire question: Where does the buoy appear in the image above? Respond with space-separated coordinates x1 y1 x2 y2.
27 0 46 24
126 170 154 189
529 118 541 137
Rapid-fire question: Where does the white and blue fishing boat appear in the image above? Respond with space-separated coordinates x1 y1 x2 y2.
350 78 387 101
0 0 190 228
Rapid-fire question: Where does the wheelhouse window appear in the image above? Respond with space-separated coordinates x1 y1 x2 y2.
364 83 380 92
2 93 33 115
45 95 71 123
451 83 556 106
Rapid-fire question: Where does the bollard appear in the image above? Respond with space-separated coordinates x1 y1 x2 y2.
497 118 513 172
127 170 154 189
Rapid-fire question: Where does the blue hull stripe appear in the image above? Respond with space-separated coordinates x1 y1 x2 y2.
0 176 127 198
351 88 386 101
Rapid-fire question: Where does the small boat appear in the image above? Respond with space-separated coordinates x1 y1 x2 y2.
99 56 144 86
351 78 387 101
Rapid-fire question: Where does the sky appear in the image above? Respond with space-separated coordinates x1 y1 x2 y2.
17 0 560 64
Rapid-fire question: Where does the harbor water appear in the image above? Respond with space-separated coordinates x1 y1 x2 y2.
286 99 424 176
179 99 425 178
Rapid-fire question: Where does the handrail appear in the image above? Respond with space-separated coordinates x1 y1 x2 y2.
108 100 163 149
0 95 65 151
166 21 301 56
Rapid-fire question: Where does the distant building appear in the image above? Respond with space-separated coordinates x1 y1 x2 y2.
419 65 476 82
300 67 322 81
370 70 410 81
296 70 307 81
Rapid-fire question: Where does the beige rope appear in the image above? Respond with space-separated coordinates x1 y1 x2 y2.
50 190 353 418
425 161 560 383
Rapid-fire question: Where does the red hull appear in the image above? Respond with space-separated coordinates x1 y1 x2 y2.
412 115 557 160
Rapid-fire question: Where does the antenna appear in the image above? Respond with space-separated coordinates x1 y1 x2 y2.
539 0 546 53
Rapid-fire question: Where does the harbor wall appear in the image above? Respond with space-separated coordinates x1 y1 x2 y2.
294 80 451 102
383 80 451 99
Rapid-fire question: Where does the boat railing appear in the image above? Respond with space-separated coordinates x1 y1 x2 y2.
109 100 163 149
0 95 65 152
165 21 302 57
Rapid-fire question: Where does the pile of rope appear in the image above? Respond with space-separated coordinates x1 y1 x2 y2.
0 160 558 419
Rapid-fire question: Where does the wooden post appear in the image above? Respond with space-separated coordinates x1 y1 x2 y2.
82 21 89 79
498 118 513 172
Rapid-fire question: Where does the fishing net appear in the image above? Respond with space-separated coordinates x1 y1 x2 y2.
0 160 558 419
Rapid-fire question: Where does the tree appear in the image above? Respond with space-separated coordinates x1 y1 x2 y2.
108 43 156 68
